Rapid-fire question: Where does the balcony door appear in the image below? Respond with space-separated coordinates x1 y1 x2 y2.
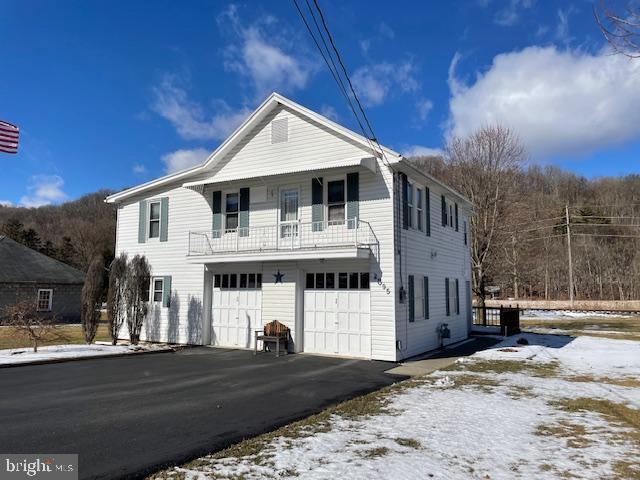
279 188 299 241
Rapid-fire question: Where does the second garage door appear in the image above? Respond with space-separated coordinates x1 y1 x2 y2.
303 272 371 358
211 273 262 349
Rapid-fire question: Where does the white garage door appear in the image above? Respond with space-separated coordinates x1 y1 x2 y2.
304 272 371 358
211 273 262 349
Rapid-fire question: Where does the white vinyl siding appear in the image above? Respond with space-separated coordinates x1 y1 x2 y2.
113 103 406 360
397 179 472 359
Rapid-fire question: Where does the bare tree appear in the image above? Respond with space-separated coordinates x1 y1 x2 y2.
446 125 527 307
107 253 128 345
81 255 105 344
594 0 640 58
1 301 65 352
126 255 151 344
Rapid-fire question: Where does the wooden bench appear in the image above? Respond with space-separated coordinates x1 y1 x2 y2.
254 320 289 357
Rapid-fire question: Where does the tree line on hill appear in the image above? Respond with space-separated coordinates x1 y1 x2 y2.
411 133 640 303
1 142 638 304
0 189 116 271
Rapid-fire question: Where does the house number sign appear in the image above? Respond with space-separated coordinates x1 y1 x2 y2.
373 273 391 295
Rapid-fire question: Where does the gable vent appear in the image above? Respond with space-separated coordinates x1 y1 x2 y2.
271 118 289 144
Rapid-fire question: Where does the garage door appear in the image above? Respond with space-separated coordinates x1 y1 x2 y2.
211 273 262 349
303 272 371 358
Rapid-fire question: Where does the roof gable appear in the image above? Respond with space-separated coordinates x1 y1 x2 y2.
0 236 85 284
105 92 401 204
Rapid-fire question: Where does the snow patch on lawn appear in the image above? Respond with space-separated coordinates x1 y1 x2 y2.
0 343 165 365
521 309 634 320
169 334 640 480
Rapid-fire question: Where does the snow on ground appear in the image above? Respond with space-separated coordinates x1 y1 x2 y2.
0 343 166 365
521 309 634 320
162 334 640 480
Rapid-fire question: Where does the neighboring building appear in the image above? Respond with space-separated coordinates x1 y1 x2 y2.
106 93 472 361
0 235 85 323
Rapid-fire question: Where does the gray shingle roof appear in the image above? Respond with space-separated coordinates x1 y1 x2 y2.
0 236 85 284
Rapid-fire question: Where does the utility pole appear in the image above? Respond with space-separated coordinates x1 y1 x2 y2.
565 205 574 307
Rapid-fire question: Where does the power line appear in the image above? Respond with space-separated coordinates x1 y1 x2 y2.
309 0 388 162
290 0 371 150
573 233 640 239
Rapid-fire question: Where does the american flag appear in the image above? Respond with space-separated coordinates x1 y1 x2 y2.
0 121 19 154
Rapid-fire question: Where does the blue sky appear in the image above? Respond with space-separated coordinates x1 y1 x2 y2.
1 0 639 206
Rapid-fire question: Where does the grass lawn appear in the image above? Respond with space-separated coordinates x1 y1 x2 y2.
0 322 112 350
521 314 640 341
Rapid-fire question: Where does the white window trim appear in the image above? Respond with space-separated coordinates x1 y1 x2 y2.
414 275 424 319
278 184 300 238
416 187 424 232
407 182 414 229
223 189 240 232
325 174 347 225
151 277 164 304
449 278 458 316
147 199 162 241
37 289 53 312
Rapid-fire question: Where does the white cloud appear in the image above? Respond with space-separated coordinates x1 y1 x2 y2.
494 0 535 26
0 200 13 207
446 46 640 159
403 145 444 158
320 104 339 122
19 175 67 207
352 60 419 107
152 75 251 141
218 5 316 100
132 164 147 175
161 148 210 174
416 98 434 122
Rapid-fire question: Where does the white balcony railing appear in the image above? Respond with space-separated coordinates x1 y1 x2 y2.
188 219 378 256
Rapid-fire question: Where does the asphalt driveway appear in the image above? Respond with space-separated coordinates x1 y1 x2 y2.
0 348 403 479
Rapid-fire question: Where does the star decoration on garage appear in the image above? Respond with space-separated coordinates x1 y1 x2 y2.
273 269 285 284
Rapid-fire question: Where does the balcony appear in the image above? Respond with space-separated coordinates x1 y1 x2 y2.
187 219 378 262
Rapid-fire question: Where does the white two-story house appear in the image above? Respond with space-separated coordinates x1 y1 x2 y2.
106 93 472 361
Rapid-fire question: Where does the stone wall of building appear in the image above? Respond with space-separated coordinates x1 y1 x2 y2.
0 283 83 323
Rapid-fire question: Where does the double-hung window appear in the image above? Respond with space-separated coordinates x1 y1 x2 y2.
148 201 161 239
416 188 423 231
225 192 239 230
37 289 53 311
407 184 414 228
151 278 164 303
327 180 345 224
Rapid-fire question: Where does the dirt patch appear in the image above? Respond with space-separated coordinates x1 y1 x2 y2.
565 375 640 389
357 447 390 459
394 437 421 449
536 421 592 449
447 359 560 378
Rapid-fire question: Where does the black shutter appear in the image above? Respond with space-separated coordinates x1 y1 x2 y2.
408 275 415 322
212 191 222 238
239 187 250 237
425 187 431 236
423 276 429 319
346 172 359 229
445 277 450 316
312 177 324 231
441 195 447 227
401 173 408 230
455 278 460 314
455 203 459 231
